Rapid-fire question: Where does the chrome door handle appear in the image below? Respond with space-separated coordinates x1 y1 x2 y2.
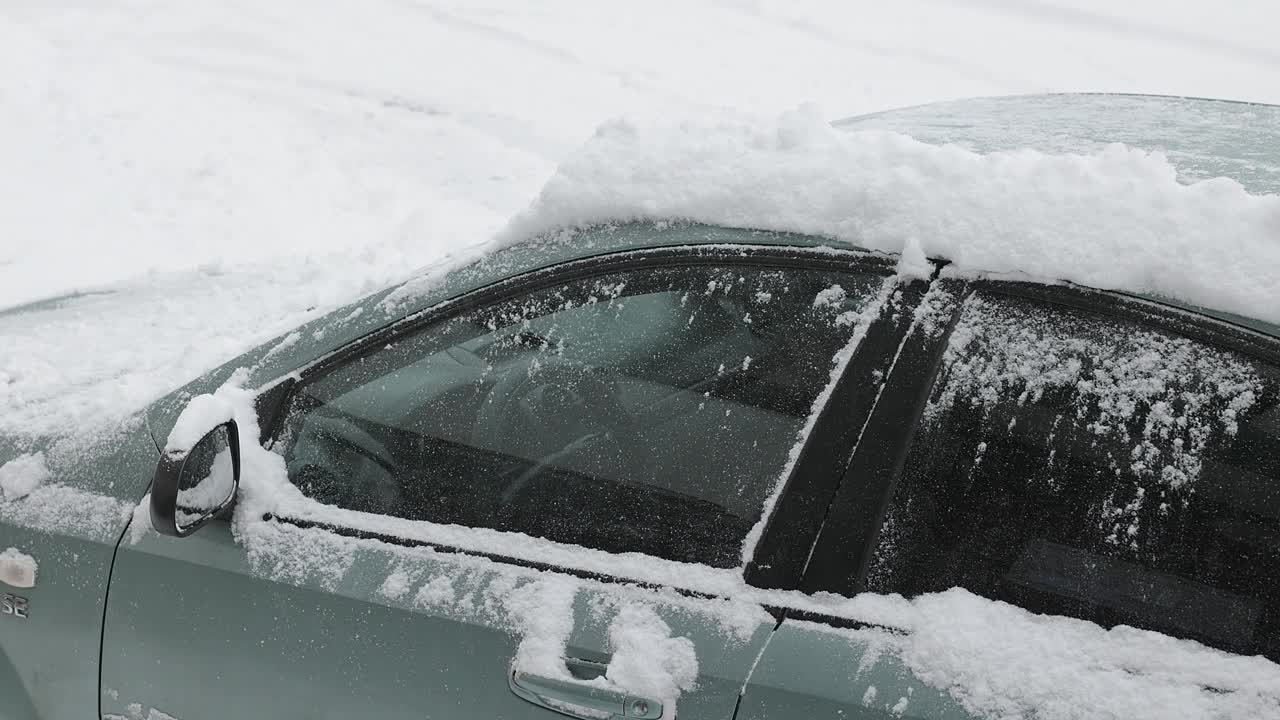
509 663 662 719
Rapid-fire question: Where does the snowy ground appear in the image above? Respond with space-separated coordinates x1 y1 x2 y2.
3 0 1280 436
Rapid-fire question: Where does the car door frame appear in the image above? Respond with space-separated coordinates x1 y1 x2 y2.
245 242 928 596
796 274 1280 602
100 242 935 720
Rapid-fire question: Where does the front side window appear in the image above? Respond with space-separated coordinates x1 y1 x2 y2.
866 291 1280 659
278 260 888 567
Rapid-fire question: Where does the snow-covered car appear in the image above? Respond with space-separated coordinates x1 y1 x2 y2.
2 94 1279 720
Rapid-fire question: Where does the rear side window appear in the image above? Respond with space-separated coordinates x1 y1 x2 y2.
278 262 888 567
867 291 1280 659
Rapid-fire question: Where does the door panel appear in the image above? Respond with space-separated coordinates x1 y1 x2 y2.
737 620 971 720
101 519 774 719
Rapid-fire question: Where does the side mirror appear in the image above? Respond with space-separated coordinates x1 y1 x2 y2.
150 420 241 537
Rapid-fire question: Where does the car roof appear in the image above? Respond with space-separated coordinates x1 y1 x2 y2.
835 93 1280 196
241 94 1280 387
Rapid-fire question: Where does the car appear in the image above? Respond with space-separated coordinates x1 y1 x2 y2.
2 94 1279 720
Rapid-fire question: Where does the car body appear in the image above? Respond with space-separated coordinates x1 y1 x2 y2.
2 94 1279 720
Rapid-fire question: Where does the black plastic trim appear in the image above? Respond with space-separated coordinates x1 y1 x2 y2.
253 377 297 445
798 279 967 596
150 421 242 538
744 279 928 590
289 245 898 394
780 607 909 634
266 513 725 601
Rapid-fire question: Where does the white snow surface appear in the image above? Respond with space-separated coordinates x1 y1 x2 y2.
604 603 699 713
5 0 1280 442
163 393 234 456
819 588 1280 720
0 547 37 589
0 452 50 501
501 108 1280 327
0 484 135 543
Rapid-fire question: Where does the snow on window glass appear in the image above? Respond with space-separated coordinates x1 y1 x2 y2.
276 263 889 568
868 290 1280 663
925 292 1264 544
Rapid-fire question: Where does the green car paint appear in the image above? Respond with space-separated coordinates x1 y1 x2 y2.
738 621 973 719
0 420 157 720
101 522 776 719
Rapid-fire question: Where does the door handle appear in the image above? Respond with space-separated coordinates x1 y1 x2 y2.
509 660 663 719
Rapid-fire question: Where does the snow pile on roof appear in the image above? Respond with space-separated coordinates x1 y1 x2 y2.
502 105 1280 326
834 588 1280 720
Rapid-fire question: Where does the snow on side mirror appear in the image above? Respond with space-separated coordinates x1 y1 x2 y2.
151 397 242 537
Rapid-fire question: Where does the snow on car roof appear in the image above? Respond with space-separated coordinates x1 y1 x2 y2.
499 96 1280 330
837 93 1280 196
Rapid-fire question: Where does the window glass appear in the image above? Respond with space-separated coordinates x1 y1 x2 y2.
279 263 886 567
867 291 1280 660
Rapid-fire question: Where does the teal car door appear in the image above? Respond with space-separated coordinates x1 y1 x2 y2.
100 246 913 720
740 282 1280 718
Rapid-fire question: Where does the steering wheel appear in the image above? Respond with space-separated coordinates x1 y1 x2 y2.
470 358 638 503
291 414 402 515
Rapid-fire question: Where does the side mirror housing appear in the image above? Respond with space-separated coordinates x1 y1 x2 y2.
150 420 241 537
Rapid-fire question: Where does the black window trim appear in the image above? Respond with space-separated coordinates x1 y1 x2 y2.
797 277 967 596
744 276 932 589
251 243 911 596
799 276 1280 602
